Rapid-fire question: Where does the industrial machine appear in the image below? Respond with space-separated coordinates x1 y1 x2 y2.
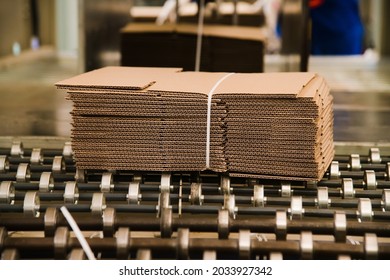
1 140 390 260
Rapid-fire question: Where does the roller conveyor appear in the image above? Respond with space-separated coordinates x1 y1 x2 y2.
1 141 390 260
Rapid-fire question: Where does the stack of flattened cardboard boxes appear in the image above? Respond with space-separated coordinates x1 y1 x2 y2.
56 66 334 181
120 23 266 73
214 73 334 180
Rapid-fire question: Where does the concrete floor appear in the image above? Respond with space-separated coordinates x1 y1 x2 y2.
0 47 390 145
310 54 390 143
0 47 76 137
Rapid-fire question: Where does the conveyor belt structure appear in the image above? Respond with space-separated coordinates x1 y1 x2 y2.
1 141 390 260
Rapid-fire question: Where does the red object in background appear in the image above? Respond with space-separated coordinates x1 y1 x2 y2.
310 0 325 8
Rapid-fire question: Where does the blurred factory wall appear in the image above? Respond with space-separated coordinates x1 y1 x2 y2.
361 0 387 56
0 0 33 57
55 0 78 58
0 0 389 68
379 1 390 56
80 0 131 71
0 0 56 58
38 0 55 47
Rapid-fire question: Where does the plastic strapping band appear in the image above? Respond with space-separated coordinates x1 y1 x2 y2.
206 72 235 168
195 0 205 72
60 206 96 260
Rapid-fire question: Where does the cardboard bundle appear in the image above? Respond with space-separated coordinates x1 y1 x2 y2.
213 72 334 180
56 67 334 181
56 67 228 172
120 23 265 72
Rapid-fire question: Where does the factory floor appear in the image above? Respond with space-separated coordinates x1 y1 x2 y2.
0 47 390 152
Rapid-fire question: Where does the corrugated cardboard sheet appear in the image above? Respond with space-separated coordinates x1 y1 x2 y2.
56 67 334 181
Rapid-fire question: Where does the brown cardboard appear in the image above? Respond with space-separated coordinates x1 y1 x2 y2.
57 67 334 181
120 23 266 43
214 72 316 96
120 23 176 34
177 24 266 42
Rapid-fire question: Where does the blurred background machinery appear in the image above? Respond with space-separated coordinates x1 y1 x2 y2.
0 0 389 141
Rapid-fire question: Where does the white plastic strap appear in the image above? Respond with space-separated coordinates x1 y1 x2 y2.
205 72 235 168
195 0 205 72
60 206 96 260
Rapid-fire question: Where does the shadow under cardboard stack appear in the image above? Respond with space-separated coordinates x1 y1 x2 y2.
120 23 266 72
56 67 334 181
